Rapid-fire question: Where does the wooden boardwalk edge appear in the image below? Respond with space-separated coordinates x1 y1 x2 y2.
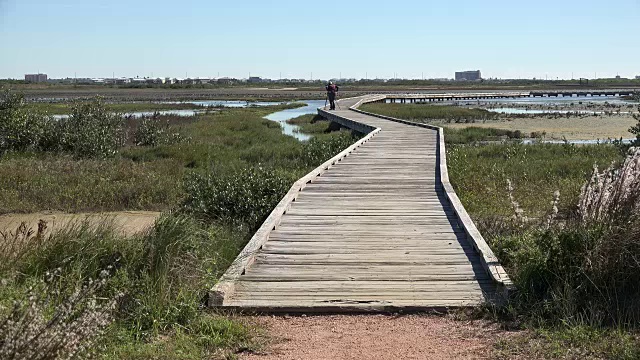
346 96 514 297
208 120 382 306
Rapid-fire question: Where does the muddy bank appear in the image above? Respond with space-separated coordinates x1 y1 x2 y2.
0 211 161 238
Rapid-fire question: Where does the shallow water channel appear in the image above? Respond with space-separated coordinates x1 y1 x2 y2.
264 100 326 141
486 108 628 115
52 100 324 142
456 95 635 106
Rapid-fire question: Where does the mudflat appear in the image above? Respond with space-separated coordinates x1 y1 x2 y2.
445 114 637 140
0 211 161 237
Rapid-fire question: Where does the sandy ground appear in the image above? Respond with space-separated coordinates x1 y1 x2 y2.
242 315 513 360
0 211 161 238
445 115 637 140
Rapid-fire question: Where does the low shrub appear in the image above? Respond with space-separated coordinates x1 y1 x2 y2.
55 99 126 158
134 113 185 147
1 91 186 158
0 91 55 154
301 130 357 167
182 167 293 229
444 127 524 144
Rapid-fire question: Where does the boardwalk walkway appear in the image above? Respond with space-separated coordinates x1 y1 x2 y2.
211 95 510 312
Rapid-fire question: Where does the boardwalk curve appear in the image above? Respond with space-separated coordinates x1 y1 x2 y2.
210 95 511 312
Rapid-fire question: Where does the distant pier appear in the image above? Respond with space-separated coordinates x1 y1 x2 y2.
379 89 637 103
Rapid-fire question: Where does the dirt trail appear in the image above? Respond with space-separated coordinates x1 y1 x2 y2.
243 315 512 360
0 211 161 237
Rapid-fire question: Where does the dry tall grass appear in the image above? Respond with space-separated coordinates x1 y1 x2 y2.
0 269 119 359
579 147 640 223
493 148 640 327
0 221 47 272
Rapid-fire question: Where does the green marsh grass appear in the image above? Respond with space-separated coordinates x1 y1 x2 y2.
25 101 208 115
447 143 622 219
286 114 333 135
359 102 497 123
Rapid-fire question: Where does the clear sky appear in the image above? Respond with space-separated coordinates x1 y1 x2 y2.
1 0 639 80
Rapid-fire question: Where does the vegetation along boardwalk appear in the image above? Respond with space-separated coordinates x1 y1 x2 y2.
210 95 512 312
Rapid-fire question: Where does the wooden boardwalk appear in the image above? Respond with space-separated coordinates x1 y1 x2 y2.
210 95 511 312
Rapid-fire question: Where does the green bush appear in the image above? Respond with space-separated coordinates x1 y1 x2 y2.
183 167 293 228
0 92 126 158
301 131 357 167
134 113 184 147
0 91 55 153
491 221 640 327
56 99 126 158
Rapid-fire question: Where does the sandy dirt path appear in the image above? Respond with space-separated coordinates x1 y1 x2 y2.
243 315 511 360
0 211 161 237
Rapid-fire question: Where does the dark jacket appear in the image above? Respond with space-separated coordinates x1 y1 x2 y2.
326 84 338 94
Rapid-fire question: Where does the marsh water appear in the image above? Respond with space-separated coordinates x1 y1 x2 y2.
161 100 283 108
486 108 631 115
52 100 325 141
455 95 635 106
264 100 326 141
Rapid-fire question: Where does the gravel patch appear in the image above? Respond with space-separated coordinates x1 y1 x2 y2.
242 315 510 360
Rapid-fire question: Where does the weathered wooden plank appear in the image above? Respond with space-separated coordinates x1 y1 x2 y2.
244 266 487 274
235 280 491 289
263 241 472 250
241 274 487 282
224 299 484 308
232 293 487 301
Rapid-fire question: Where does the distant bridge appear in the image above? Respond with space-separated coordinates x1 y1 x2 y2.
380 89 637 103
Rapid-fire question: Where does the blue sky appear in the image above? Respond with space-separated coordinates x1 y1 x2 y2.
1 0 639 80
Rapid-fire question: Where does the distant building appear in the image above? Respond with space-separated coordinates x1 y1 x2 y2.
131 78 147 85
636 75 640 80
25 73 48 83
217 77 236 85
455 70 481 81
144 78 165 84
248 76 263 83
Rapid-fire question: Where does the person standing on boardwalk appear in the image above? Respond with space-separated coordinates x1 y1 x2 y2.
325 81 339 110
